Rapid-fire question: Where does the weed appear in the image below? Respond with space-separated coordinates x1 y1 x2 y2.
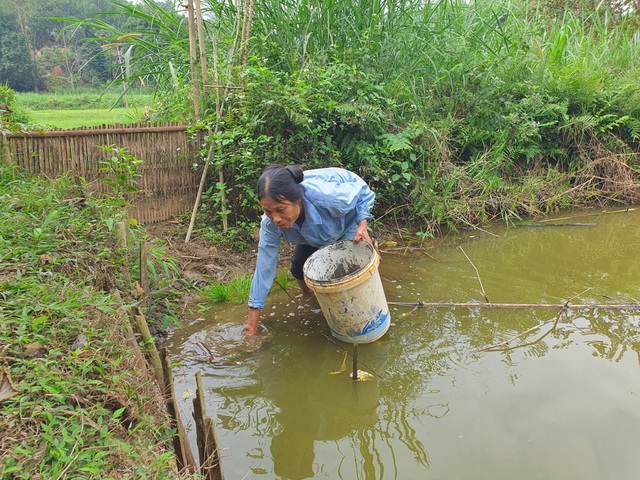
199 269 294 305
0 164 190 478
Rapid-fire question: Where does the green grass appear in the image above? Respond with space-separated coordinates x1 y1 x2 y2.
17 89 153 110
29 108 142 129
200 269 296 304
0 164 190 478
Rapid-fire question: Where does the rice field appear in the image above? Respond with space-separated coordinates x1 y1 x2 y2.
29 107 141 129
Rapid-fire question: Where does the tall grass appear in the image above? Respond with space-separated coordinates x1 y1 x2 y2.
200 269 295 304
222 0 639 228
67 0 640 232
0 164 188 478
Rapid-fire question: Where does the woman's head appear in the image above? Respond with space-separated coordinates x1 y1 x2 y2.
258 164 304 230
257 164 304 202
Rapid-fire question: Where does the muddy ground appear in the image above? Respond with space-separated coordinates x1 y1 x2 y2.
144 220 294 287
144 219 400 297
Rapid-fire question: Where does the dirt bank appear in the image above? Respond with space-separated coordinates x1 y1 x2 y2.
144 220 405 290
144 220 296 288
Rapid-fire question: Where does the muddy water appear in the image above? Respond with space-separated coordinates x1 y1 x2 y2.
165 207 640 480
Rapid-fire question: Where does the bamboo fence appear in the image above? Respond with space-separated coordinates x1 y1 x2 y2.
1 123 202 224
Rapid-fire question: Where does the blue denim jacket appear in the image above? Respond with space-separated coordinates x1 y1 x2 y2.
248 167 375 310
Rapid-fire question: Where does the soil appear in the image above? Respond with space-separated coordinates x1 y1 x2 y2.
143 219 397 288
143 220 294 287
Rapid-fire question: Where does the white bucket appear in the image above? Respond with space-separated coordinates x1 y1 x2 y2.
303 240 391 344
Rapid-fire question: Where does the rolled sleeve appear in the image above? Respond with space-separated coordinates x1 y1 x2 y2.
354 181 375 224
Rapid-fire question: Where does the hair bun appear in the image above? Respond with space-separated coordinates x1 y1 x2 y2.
285 165 304 183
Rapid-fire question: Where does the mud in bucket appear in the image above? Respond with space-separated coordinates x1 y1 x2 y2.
303 240 391 344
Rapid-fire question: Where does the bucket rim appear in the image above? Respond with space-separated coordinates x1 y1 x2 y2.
303 240 377 285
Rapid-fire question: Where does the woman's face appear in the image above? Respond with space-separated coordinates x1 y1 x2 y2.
260 197 302 230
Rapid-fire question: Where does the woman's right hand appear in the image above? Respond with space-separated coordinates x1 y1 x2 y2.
245 307 261 336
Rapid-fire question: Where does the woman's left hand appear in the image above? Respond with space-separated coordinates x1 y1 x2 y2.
353 219 372 244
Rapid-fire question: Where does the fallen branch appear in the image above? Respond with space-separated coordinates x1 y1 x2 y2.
470 288 596 353
470 307 564 353
517 222 596 227
459 246 490 303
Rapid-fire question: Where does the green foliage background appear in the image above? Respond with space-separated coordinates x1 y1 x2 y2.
3 0 640 234
184 0 639 233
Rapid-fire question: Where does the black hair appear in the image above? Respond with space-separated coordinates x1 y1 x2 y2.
257 164 304 202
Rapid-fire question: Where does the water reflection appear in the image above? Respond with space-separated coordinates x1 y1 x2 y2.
259 340 382 479
167 207 640 480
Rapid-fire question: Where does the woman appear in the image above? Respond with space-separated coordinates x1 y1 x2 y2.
245 164 375 336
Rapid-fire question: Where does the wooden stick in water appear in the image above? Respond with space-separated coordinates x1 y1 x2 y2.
459 246 490 303
322 334 384 379
352 343 359 381
389 301 640 310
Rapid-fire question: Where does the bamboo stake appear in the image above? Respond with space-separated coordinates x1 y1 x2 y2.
195 0 209 91
322 334 384 379
185 146 212 242
352 343 359 381
389 301 640 310
193 371 224 480
130 307 164 387
1 135 12 165
186 0 201 121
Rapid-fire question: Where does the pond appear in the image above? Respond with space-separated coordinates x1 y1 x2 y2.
166 207 640 480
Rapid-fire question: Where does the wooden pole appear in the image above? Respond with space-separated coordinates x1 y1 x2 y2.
186 0 201 121
130 307 164 387
195 0 209 90
185 148 210 243
4 125 188 138
352 343 359 381
389 301 640 310
1 135 12 165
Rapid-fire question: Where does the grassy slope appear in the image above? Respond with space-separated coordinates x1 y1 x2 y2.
0 165 189 479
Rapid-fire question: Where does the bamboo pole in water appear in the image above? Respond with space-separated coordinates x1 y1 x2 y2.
389 301 640 310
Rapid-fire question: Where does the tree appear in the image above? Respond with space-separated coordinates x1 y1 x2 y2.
0 10 42 91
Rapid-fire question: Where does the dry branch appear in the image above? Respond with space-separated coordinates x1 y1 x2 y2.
470 307 564 353
469 288 595 353
459 246 490 303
